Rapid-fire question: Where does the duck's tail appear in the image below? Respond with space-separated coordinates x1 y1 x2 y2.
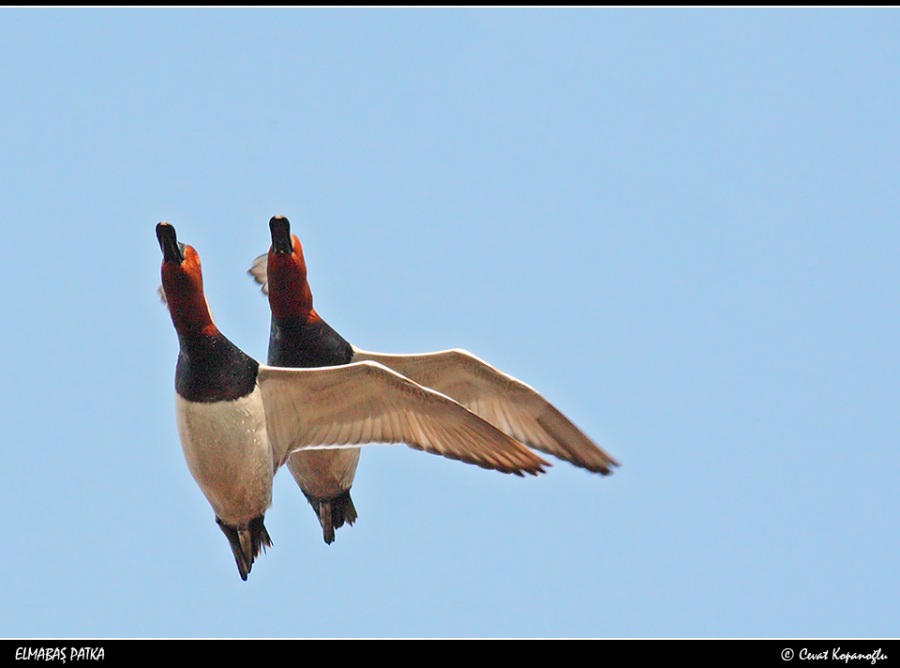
304 490 358 544
217 515 272 581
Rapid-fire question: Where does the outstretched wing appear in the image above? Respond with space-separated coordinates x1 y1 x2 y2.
257 361 548 476
351 348 618 474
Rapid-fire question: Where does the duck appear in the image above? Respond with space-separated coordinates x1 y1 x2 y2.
249 215 619 482
156 222 547 579
157 221 273 580
263 215 360 544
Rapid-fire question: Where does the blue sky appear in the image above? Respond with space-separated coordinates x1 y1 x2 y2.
1 8 898 638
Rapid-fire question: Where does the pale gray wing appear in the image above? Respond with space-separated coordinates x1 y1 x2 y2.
248 253 269 295
257 361 547 476
351 348 618 474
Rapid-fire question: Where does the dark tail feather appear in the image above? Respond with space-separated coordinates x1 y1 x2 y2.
303 490 358 545
217 516 272 581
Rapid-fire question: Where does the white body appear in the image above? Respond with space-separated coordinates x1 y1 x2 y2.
286 447 359 499
175 387 274 526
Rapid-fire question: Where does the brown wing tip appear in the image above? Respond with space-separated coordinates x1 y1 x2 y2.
528 455 550 476
585 454 620 475
429 446 549 477
487 451 549 477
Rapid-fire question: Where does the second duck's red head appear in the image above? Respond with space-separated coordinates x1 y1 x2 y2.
266 215 317 323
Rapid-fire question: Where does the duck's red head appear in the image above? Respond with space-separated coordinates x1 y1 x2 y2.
156 222 218 337
266 215 318 323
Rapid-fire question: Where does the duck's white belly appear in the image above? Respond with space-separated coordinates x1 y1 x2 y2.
287 447 360 499
175 387 273 525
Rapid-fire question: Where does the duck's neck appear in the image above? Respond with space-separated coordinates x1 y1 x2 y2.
267 315 353 368
175 331 260 402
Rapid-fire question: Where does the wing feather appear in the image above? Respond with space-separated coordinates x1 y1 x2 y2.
248 253 269 295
